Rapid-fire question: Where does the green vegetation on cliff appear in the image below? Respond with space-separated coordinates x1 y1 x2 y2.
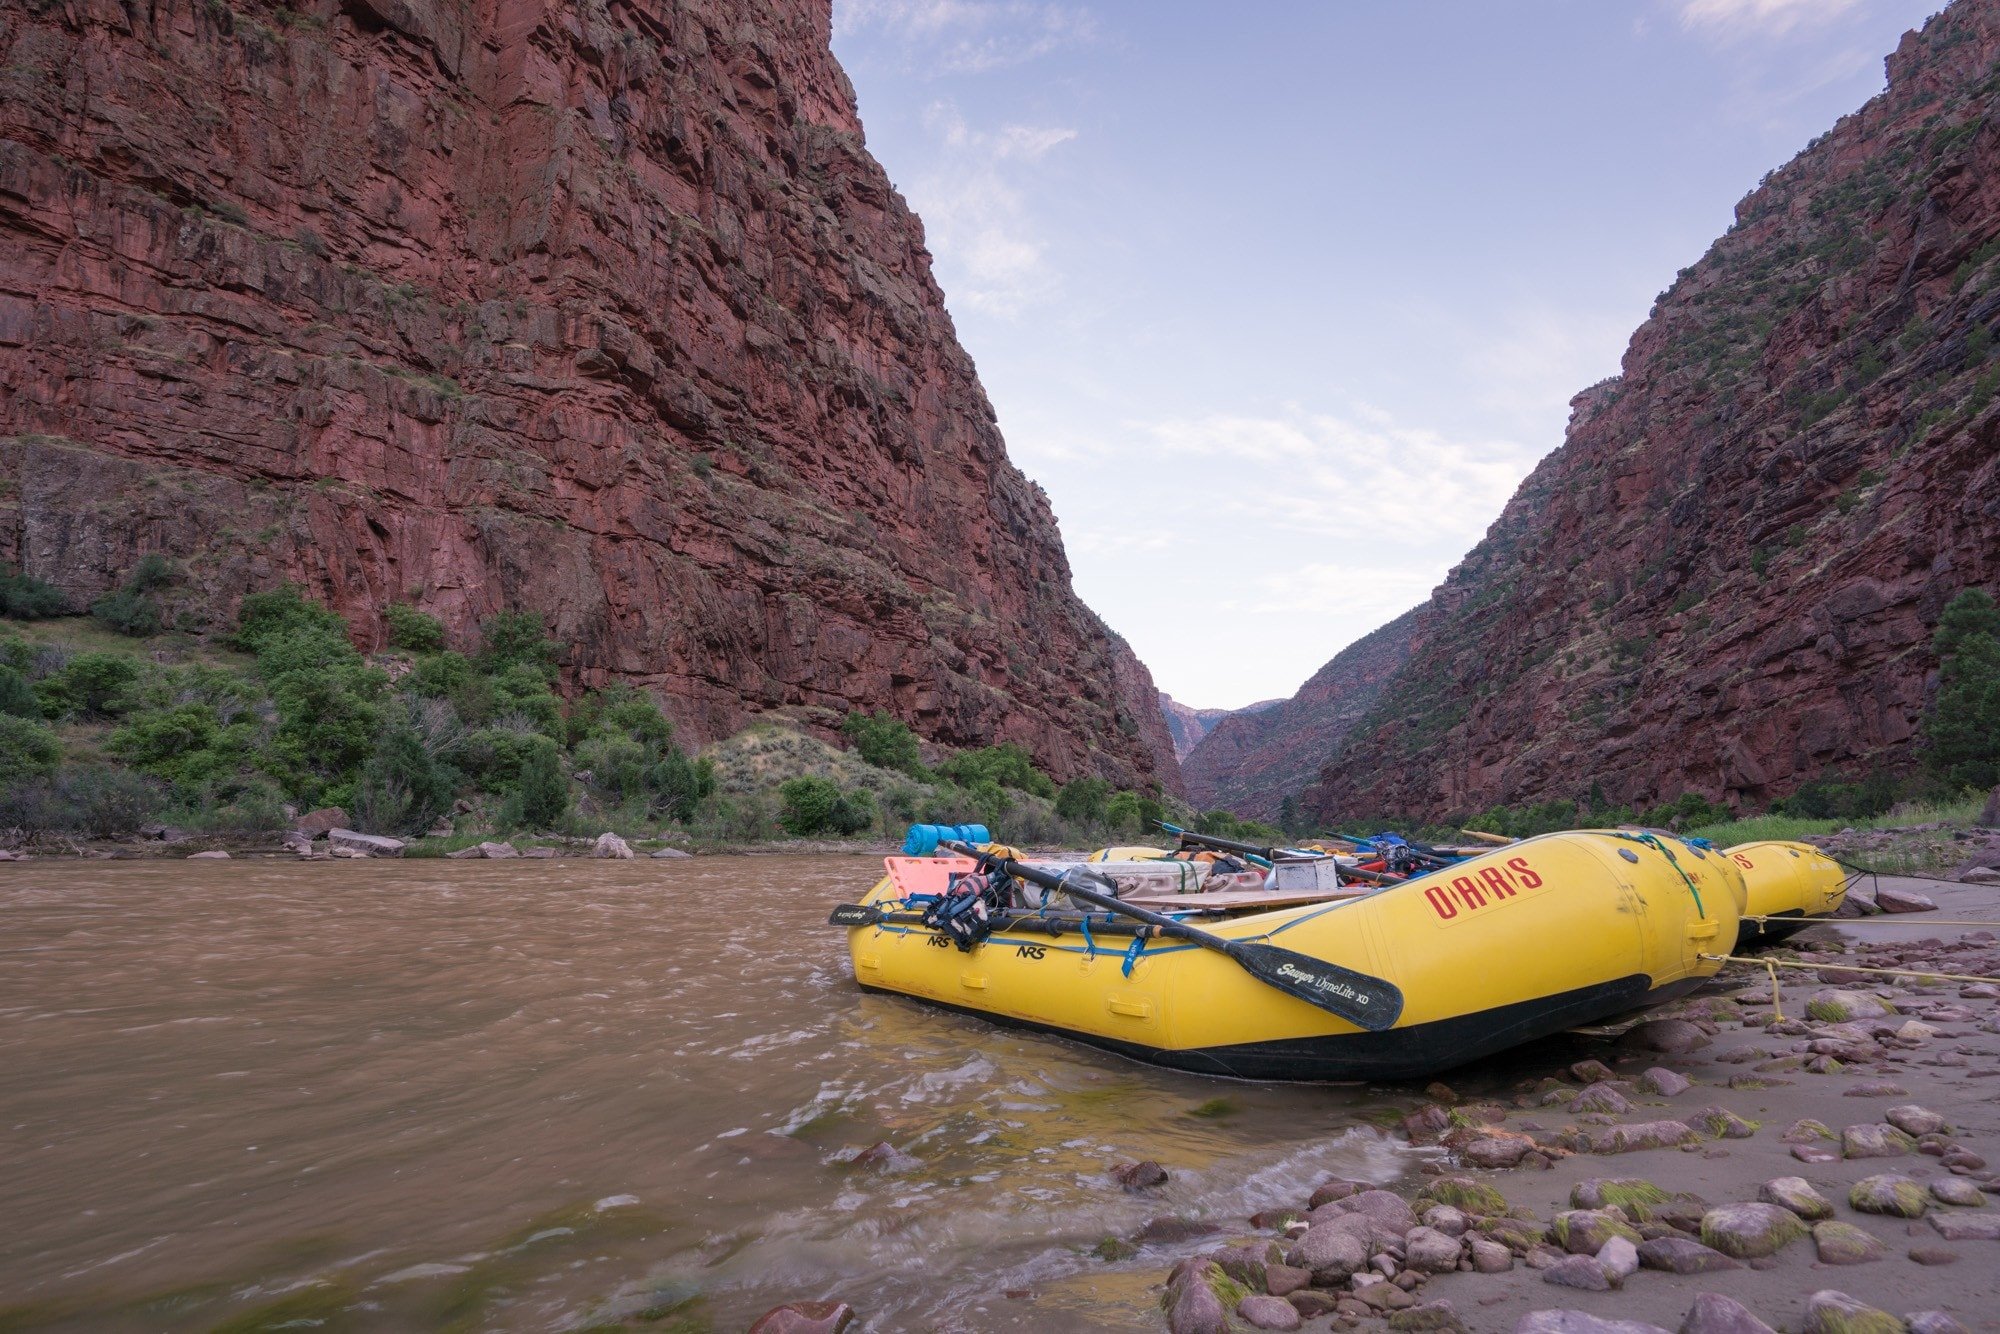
0 578 1172 851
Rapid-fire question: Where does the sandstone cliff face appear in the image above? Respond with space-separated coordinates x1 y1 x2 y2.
1182 611 1417 818
0 0 1175 785
1306 0 2000 823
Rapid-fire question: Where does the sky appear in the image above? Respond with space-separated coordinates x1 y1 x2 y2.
829 0 1945 709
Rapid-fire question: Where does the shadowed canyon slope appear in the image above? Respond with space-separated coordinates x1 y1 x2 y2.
1179 613 1417 818
1295 1 2000 822
0 0 1174 786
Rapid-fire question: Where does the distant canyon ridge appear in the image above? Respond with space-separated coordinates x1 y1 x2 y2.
1182 0 2000 822
0 0 1176 790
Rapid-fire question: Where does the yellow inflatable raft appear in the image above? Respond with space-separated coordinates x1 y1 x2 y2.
838 830 1745 1082
1725 840 1847 948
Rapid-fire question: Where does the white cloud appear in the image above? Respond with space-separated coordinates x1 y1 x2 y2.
834 0 1097 73
1677 0 1864 38
903 102 1077 316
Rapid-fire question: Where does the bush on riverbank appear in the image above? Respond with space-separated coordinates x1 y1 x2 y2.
0 574 1176 852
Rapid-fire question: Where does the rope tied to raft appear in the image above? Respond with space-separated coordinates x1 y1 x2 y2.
1743 913 2000 927
1698 951 2000 1022
1614 831 1706 917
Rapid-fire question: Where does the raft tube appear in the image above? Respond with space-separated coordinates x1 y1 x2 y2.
838 829 1745 1083
1724 840 1847 949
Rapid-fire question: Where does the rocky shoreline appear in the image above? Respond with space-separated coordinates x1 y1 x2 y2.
1137 881 2000 1334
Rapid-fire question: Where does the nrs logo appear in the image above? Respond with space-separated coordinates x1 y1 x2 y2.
1424 856 1545 922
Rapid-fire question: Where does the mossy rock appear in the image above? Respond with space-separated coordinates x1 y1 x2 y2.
1421 1176 1508 1215
1093 1236 1138 1262
1802 1289 1904 1334
1848 1174 1930 1218
1699 1202 1809 1259
1570 1177 1671 1221
1552 1209 1641 1254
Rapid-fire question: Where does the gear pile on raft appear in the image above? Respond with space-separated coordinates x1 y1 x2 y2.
828 819 1850 1082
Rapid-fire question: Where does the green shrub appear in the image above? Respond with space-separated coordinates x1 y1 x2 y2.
0 764 163 835
778 774 842 836
458 727 553 790
487 662 563 737
1054 775 1110 823
1925 588 2000 791
231 584 346 653
1771 770 1902 820
90 555 175 636
261 663 385 802
384 602 446 653
0 664 38 719
108 702 252 787
37 652 141 719
575 733 651 801
477 610 560 681
647 749 716 823
1641 790 1731 830
504 739 569 829
935 743 1055 798
829 785 876 835
0 713 62 778
841 710 927 776
571 683 675 750
354 724 458 835
0 565 67 618
1103 789 1164 835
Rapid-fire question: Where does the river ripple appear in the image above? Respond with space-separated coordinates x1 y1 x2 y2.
0 855 1420 1331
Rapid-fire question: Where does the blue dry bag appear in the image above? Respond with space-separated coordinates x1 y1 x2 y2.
902 823 993 857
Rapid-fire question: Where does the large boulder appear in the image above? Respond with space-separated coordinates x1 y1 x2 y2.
293 806 348 838
1592 1120 1698 1154
1286 1224 1369 1283
1875 886 1938 913
1849 1174 1930 1217
1552 1210 1640 1255
327 829 405 857
592 831 635 859
1698 1203 1808 1259
1403 1226 1465 1274
1804 989 1894 1021
1620 1019 1712 1053
1161 1259 1233 1334
1514 1314 1671 1334
1801 1290 1902 1334
1884 1105 1950 1136
1928 1210 2000 1240
1841 1124 1915 1158
1810 1221 1886 1265
1678 1293 1777 1334
1756 1177 1833 1220
1636 1237 1742 1275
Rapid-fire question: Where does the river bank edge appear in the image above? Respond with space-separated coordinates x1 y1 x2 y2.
1128 882 2000 1334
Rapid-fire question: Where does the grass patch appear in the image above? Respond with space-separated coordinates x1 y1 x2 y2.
1691 795 1985 846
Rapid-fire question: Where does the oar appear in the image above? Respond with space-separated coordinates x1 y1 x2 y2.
942 841 1404 1031
1460 829 1516 846
1156 821 1395 884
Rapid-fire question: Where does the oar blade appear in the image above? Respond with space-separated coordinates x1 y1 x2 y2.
828 903 884 927
1227 942 1404 1032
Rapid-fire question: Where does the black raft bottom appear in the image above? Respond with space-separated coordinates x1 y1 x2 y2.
860 974 1706 1082
1737 909 1809 951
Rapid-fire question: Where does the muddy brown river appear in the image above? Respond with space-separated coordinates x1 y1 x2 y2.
1 855 1441 1331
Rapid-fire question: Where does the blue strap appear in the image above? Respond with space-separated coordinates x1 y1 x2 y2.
1121 934 1148 978
1080 915 1097 958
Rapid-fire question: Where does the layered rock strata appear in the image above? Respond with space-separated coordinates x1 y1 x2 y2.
0 0 1175 785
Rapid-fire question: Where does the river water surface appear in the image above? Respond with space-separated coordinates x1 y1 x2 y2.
3 854 1431 1331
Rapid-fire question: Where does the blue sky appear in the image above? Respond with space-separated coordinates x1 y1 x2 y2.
830 0 1944 708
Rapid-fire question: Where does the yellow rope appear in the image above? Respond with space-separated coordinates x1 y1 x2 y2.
1696 948 2000 1024
1700 953 2000 985
1744 914 2000 927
